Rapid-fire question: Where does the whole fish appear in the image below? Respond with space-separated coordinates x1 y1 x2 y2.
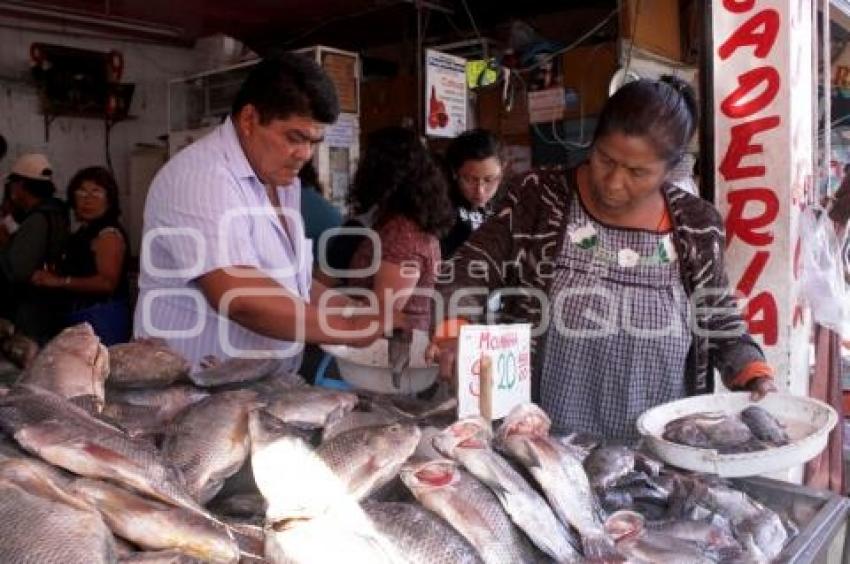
18 323 108 409
0 384 201 512
249 413 405 563
69 478 240 564
495 403 617 559
264 386 357 428
106 385 210 416
102 402 178 439
103 385 210 438
400 458 538 564
604 510 716 564
316 422 420 500
0 332 39 369
363 501 484 564
322 409 398 442
677 476 787 559
109 339 190 389
646 514 739 551
162 389 258 503
583 445 636 490
433 417 580 562
0 479 117 563
188 357 279 387
740 405 790 446
663 412 764 453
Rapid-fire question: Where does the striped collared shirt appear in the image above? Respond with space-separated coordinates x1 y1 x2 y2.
133 117 311 372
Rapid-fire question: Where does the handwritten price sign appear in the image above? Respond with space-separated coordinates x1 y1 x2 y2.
457 324 531 419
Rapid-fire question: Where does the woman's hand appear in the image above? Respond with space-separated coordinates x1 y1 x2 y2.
748 376 777 401
31 269 63 288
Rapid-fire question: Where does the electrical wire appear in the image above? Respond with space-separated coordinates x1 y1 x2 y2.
516 9 619 73
460 0 483 43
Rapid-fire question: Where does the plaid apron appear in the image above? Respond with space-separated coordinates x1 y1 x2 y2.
539 194 692 443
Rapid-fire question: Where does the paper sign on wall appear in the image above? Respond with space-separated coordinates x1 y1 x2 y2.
457 324 531 419
425 49 467 138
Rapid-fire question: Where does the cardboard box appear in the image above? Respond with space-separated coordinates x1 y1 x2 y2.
561 42 619 119
621 0 682 62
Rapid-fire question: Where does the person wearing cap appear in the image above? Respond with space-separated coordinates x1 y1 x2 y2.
0 153 70 342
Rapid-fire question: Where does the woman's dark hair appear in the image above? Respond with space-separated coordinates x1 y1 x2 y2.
67 166 121 222
594 75 698 166
349 126 454 237
6 174 56 199
231 53 339 125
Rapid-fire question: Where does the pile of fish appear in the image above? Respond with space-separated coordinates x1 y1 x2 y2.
663 407 791 453
0 322 799 562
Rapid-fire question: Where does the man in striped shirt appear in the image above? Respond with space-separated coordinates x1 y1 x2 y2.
135 54 386 373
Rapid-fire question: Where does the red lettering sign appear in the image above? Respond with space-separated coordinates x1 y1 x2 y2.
720 67 781 119
726 188 780 246
719 116 781 181
735 250 770 296
743 292 778 345
723 0 755 13
719 9 780 60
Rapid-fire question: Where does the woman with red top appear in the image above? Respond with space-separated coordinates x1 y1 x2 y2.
338 126 454 332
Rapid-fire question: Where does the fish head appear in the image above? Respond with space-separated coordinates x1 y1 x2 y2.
400 458 459 492
604 510 646 542
365 422 421 465
497 402 551 441
739 513 788 559
432 417 492 457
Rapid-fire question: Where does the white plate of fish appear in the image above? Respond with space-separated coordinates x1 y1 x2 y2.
636 392 838 477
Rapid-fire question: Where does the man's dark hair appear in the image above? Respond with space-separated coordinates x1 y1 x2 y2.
349 126 454 237
67 166 122 222
445 128 502 173
594 75 698 167
6 174 55 200
444 128 503 207
231 53 340 124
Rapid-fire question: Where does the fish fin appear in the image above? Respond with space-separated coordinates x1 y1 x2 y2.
581 532 619 560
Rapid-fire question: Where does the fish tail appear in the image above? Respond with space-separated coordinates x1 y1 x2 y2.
580 532 619 560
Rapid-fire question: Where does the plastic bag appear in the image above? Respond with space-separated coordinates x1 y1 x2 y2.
799 206 847 334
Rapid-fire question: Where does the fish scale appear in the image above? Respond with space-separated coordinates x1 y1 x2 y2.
0 480 117 563
69 478 240 563
316 423 420 500
400 459 539 564
162 390 258 504
0 384 201 513
363 501 483 564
